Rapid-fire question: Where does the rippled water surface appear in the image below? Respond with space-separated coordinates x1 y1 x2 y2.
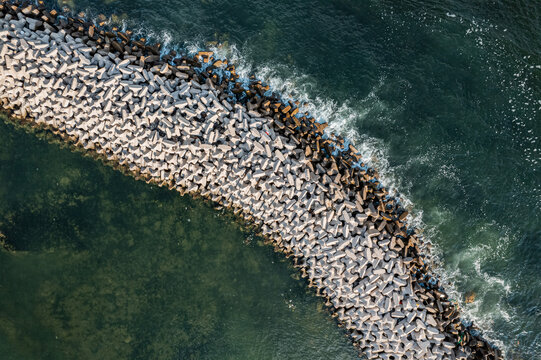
1 0 540 358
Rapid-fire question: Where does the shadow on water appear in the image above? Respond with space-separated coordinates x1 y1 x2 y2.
0 116 358 360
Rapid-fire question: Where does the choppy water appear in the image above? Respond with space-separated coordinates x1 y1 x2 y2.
1 0 540 358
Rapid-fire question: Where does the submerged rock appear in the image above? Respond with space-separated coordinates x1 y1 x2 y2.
465 291 476 304
0 231 14 252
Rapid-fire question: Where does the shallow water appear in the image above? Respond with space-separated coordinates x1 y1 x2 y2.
1 0 540 358
0 118 357 360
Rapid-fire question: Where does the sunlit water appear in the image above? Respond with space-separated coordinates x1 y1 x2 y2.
1 0 540 358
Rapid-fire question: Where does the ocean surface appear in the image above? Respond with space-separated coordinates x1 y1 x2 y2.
1 0 540 359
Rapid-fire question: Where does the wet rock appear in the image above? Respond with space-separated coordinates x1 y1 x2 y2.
465 291 476 304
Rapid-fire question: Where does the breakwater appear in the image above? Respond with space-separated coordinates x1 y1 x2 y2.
0 1 501 359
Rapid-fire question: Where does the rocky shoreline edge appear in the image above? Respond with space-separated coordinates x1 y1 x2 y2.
0 1 501 359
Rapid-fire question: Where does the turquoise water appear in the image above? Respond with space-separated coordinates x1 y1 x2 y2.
2 0 541 358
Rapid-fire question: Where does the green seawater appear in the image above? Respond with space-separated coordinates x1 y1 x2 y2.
0 118 357 360
1 0 540 358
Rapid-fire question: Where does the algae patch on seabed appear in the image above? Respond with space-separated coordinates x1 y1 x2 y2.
0 117 357 360
0 231 14 252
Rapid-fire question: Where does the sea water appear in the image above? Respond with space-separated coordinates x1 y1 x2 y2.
0 118 357 360
0 0 540 358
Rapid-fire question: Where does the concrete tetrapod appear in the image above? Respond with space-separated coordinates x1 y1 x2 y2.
0 2 500 359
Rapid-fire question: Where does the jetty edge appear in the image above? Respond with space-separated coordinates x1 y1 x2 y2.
0 1 501 359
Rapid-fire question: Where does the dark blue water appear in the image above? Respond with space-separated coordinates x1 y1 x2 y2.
2 0 540 358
